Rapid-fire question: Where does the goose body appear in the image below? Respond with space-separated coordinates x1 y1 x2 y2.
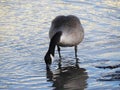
44 15 84 67
49 15 84 47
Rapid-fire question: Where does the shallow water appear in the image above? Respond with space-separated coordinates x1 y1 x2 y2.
0 0 120 90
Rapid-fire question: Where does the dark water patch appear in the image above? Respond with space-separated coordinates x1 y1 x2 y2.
95 62 120 82
96 64 120 69
46 63 88 90
98 70 120 81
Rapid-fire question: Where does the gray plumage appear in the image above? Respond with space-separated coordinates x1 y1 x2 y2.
49 15 84 47
44 15 84 67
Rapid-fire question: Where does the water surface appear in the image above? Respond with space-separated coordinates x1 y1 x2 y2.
0 0 120 90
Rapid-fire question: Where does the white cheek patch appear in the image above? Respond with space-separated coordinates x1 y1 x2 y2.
50 54 54 62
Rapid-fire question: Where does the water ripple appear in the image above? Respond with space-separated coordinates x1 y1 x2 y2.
0 0 120 89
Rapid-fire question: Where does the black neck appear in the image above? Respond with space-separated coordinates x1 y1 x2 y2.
47 31 62 56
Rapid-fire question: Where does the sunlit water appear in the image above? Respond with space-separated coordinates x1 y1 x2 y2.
0 0 120 90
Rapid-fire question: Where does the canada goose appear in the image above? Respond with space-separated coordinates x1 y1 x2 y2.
44 15 84 67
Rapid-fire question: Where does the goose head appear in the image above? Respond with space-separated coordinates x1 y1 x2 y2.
44 31 62 67
44 51 54 67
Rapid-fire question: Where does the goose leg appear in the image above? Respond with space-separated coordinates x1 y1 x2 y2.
75 45 77 58
57 45 61 58
75 45 79 64
58 58 62 69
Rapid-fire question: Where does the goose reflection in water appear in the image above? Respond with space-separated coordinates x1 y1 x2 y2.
46 61 88 90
